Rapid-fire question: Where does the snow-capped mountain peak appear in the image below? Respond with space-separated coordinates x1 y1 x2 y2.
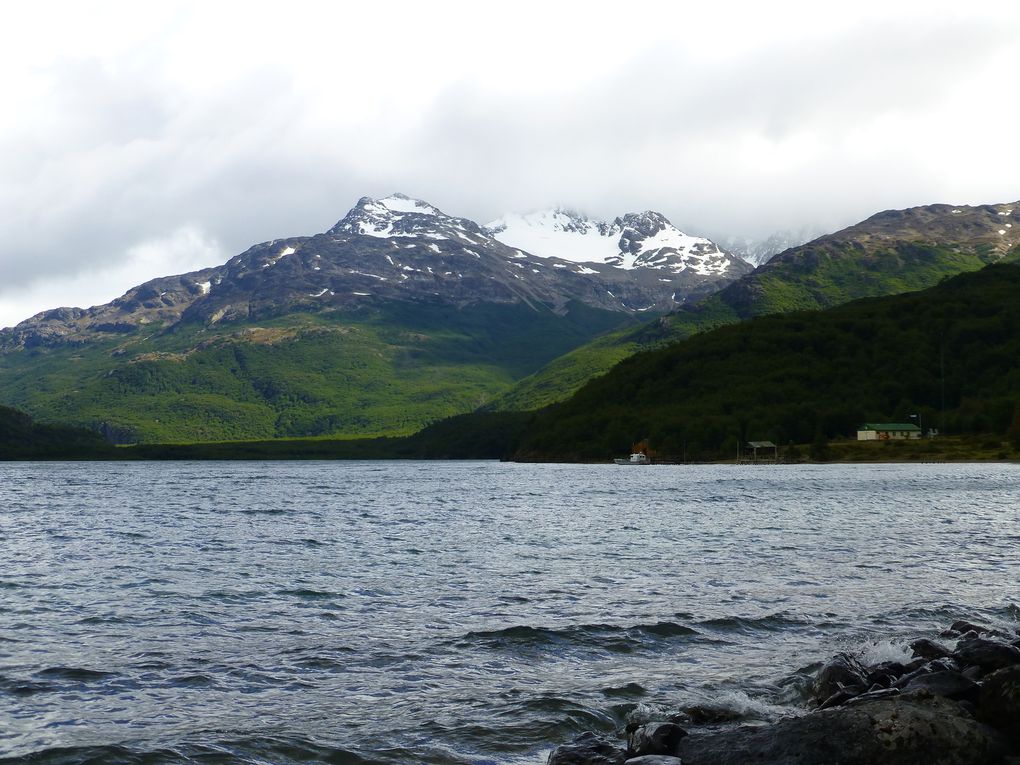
329 193 481 242
484 209 622 266
485 208 745 277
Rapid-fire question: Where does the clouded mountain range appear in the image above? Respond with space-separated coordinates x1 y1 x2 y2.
0 194 748 442
1 195 748 349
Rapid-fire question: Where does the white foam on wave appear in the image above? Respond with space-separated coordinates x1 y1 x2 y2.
856 637 914 665
704 689 798 721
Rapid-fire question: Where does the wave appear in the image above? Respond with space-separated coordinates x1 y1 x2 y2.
422 694 618 749
0 675 54 696
458 620 700 653
275 588 347 600
0 737 378 765
695 612 811 633
33 666 117 682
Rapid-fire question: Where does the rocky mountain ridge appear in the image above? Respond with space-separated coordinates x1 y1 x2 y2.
1 195 749 351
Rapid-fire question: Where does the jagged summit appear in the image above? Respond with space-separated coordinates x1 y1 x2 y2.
485 207 746 277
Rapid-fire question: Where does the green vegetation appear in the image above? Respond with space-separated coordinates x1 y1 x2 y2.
482 324 644 411
123 411 533 461
0 300 632 442
493 239 1011 412
510 264 1020 461
0 405 115 460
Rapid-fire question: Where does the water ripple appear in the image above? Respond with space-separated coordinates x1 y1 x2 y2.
1 461 1018 764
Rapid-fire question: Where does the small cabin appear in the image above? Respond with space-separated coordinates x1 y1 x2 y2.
744 440 777 462
856 423 922 441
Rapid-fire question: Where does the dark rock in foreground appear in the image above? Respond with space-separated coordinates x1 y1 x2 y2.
547 621 1020 765
978 665 1020 734
675 695 1005 765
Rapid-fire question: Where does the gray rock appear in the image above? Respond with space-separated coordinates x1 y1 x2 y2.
548 731 627 765
953 638 1020 673
945 620 991 637
910 638 953 661
895 657 961 689
675 694 1006 765
627 722 687 758
901 670 980 703
817 688 859 710
625 757 683 765
811 652 868 704
866 660 908 688
978 665 1020 734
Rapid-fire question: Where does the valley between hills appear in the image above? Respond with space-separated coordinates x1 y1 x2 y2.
1 195 1019 461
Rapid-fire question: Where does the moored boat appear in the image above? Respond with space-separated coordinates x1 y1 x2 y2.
614 453 650 465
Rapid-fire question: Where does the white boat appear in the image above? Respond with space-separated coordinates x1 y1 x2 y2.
614 453 650 465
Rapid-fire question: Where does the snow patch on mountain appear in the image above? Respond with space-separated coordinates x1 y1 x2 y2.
373 195 439 216
485 208 736 276
485 210 621 266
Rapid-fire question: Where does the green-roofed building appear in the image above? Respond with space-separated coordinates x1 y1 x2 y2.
856 423 923 441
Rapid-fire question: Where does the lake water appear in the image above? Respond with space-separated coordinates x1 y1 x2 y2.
1 461 1018 764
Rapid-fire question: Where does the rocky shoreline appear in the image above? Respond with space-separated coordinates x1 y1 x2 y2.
548 620 1020 765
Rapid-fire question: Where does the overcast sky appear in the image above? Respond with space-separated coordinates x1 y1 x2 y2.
1 1 1018 328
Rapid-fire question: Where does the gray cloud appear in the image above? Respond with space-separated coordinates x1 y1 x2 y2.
1 6 1018 327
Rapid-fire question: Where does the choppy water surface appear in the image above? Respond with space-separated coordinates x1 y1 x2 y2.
1 461 1018 764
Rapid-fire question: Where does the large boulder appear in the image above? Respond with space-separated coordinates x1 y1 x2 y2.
978 665 1020 735
944 620 991 637
675 694 1006 765
900 670 980 704
548 731 627 765
953 638 1020 674
910 638 953 661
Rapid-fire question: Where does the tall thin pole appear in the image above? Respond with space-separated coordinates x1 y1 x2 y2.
940 340 946 434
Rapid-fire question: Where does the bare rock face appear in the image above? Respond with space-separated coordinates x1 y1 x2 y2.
675 695 1007 765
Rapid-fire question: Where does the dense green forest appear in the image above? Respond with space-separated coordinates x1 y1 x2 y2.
0 405 116 460
511 264 1020 460
0 300 630 443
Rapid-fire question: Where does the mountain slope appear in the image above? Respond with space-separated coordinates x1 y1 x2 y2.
512 263 1020 461
490 200 1020 411
0 293 632 444
7 194 724 442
